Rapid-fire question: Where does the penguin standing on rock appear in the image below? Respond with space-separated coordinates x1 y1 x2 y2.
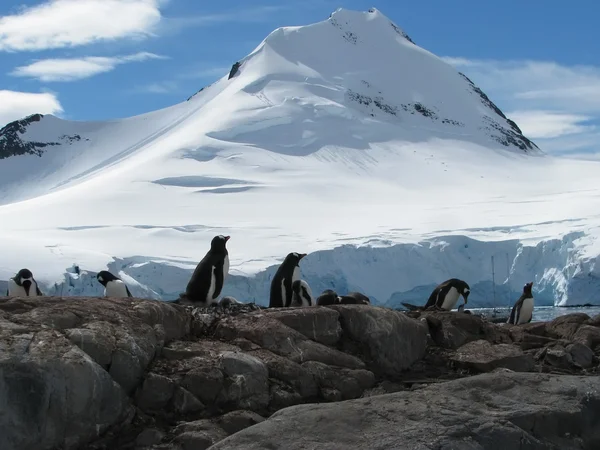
316 289 340 306
96 270 132 298
181 235 231 306
269 252 306 307
424 278 470 311
338 291 371 305
7 268 43 297
291 279 314 307
508 282 534 325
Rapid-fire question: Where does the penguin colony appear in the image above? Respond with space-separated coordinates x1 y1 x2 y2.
4 234 536 323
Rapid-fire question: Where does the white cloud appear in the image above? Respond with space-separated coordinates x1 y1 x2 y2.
133 81 179 94
0 0 162 52
10 52 167 82
0 90 63 127
505 110 595 139
442 56 600 156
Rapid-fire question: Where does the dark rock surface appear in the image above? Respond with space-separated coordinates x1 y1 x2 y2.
1 297 599 450
210 371 600 450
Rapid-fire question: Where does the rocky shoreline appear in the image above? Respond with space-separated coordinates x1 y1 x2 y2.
1 297 599 450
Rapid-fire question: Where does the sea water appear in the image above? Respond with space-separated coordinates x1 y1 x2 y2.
469 305 600 323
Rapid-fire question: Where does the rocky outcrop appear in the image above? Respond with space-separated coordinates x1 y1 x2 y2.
1 296 599 450
211 371 600 449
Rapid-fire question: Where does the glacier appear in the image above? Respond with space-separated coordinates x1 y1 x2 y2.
1 8 600 307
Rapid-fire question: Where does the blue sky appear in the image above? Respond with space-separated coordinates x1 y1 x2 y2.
1 0 599 158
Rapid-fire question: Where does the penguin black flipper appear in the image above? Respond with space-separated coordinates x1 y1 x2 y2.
36 285 43 296
5 289 8 296
508 301 520 325
125 286 132 297
283 277 294 307
424 284 443 309
213 260 225 300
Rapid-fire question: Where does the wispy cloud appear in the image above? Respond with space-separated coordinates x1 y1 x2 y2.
0 90 63 126
0 0 162 52
157 5 289 34
504 111 595 140
10 52 167 82
442 56 600 155
132 81 179 94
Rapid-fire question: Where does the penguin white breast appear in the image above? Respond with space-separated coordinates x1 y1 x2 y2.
206 267 218 304
7 279 28 296
104 280 129 298
292 266 300 283
300 280 314 306
280 279 287 307
517 297 534 324
223 255 230 280
440 287 460 310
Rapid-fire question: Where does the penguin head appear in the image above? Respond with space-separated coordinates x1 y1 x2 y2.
210 235 230 253
523 282 534 297
15 268 34 295
285 252 307 266
457 280 471 303
97 270 119 287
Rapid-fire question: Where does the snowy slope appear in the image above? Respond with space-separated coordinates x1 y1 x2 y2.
0 8 599 307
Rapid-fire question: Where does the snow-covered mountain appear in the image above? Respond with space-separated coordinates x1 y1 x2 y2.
1 7 599 307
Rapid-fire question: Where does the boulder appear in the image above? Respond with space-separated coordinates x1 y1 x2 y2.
265 307 342 346
208 372 600 449
0 296 190 450
328 305 427 375
546 313 590 340
424 311 511 349
450 339 535 373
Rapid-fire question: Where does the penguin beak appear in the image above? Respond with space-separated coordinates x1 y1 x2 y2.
224 236 231 242
22 280 32 296
298 253 307 260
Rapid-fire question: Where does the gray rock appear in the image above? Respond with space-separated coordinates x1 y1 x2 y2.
567 342 594 369
544 346 573 369
217 352 269 412
249 349 318 399
181 364 225 405
301 360 376 400
135 373 176 411
328 305 427 375
0 329 131 450
172 386 205 414
216 410 265 435
172 420 227 450
207 372 600 450
135 428 165 447
425 311 511 350
265 308 342 346
451 340 536 373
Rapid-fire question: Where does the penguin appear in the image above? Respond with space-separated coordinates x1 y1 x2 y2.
316 289 340 306
96 270 132 298
182 235 231 306
219 296 242 307
269 252 307 307
507 282 534 325
7 268 43 297
338 291 371 305
291 279 314 307
424 278 470 311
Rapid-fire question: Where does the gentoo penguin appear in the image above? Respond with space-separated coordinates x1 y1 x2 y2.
507 282 534 325
96 270 132 298
269 252 307 307
7 268 43 296
219 296 242 307
183 235 231 306
424 278 470 311
316 289 340 306
338 291 371 305
291 279 314 307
